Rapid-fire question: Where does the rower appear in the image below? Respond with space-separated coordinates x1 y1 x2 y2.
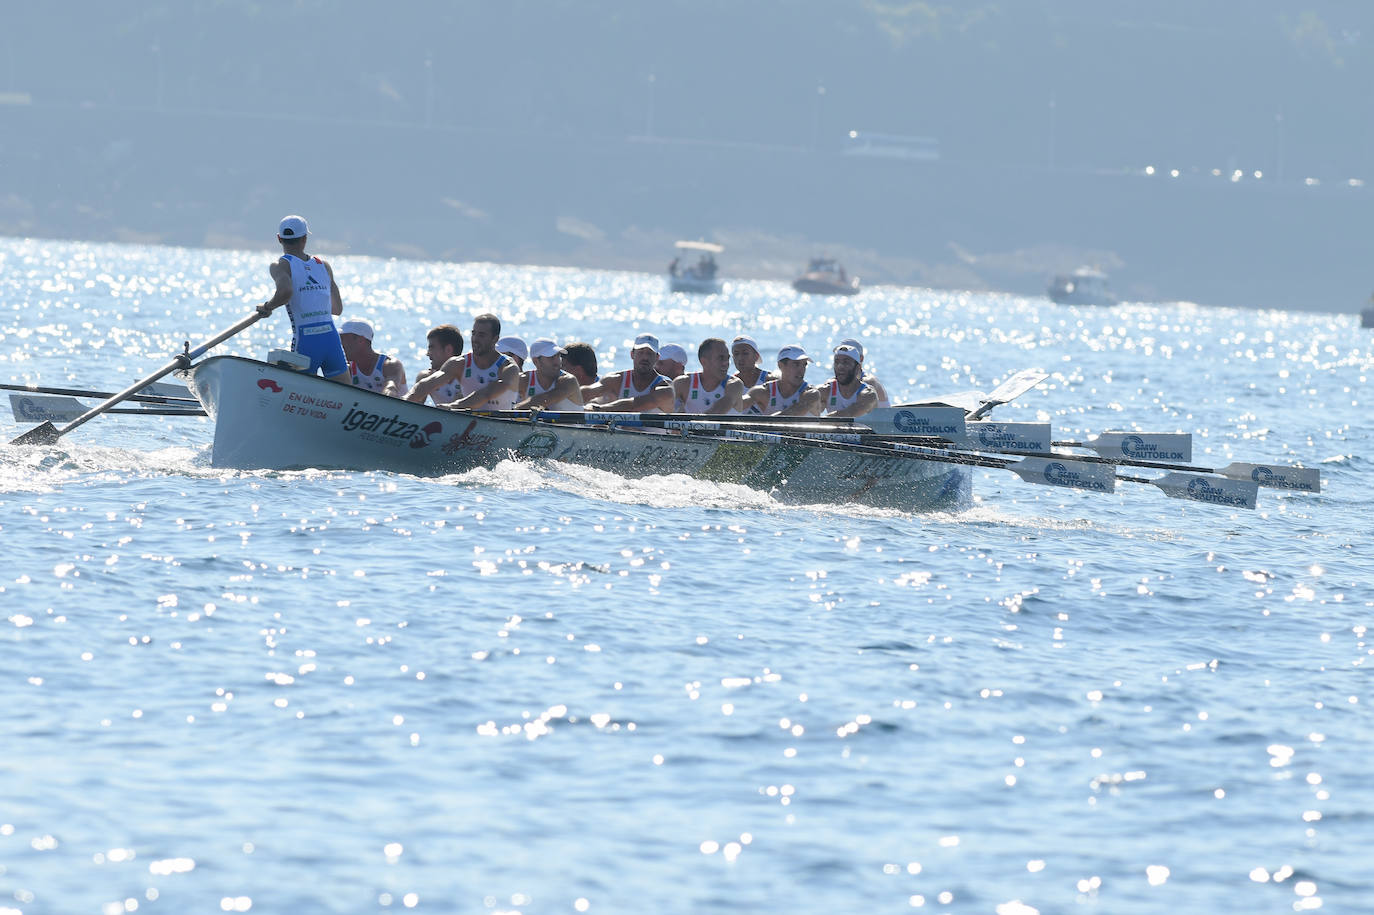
444 313 522 411
405 325 465 406
562 342 599 388
731 335 773 390
582 333 673 413
838 338 891 408
822 343 878 417
260 215 350 384
672 337 745 414
497 336 529 375
655 343 688 379
340 319 407 398
515 339 585 412
743 344 820 416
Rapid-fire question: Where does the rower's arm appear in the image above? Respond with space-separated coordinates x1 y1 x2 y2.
741 384 768 414
261 258 292 313
594 383 672 413
383 358 407 399
780 388 822 417
702 379 745 415
828 386 878 418
322 259 344 316
405 356 463 403
451 360 520 410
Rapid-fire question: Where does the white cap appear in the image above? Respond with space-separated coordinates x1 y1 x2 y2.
839 338 865 361
632 332 661 353
497 336 529 362
338 319 373 341
731 335 760 355
658 343 688 363
833 344 863 363
277 215 308 239
777 344 810 363
529 338 566 359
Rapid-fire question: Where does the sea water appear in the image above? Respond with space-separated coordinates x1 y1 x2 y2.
0 237 1369 914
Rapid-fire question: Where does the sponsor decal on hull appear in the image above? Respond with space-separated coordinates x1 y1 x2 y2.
441 419 497 454
340 402 435 448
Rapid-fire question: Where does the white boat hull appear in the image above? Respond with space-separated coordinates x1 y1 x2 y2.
668 275 723 294
185 356 971 512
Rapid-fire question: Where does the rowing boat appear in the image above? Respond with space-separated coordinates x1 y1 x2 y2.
185 355 973 512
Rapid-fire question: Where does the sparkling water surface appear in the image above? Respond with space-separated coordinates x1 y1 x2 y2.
1 238 1370 914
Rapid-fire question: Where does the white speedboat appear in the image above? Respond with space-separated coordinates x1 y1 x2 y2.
668 240 724 294
792 258 860 295
183 355 972 512
1048 267 1118 306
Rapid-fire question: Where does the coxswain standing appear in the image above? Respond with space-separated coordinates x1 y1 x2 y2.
672 337 745 414
515 339 585 412
259 215 350 383
339 319 407 398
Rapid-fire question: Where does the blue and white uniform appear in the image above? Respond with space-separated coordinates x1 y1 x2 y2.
458 352 518 410
281 254 346 377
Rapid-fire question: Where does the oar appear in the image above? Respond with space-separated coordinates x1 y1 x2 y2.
8 394 206 423
11 305 273 446
708 428 1259 509
476 409 868 434
967 368 1049 419
0 381 198 406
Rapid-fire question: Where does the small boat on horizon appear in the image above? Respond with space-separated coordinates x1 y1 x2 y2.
1048 267 1118 306
667 240 724 294
792 257 860 296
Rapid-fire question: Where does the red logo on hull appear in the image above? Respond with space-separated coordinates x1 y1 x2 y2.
257 379 283 393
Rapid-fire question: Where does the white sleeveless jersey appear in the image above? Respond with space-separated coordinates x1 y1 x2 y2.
351 354 405 397
282 254 334 333
430 378 461 406
458 352 518 409
758 379 810 415
522 370 583 412
679 372 732 413
617 369 670 412
824 378 873 413
734 367 772 390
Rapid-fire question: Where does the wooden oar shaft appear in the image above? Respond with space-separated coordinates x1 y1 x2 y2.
11 305 273 446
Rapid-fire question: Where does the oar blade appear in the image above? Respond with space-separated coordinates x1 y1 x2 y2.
1085 432 1192 463
1008 457 1117 493
10 421 60 446
968 368 1049 419
1152 472 1258 510
1219 462 1321 493
9 394 86 423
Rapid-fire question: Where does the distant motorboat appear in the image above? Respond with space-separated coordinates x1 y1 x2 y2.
1048 267 1118 306
792 257 860 296
668 240 724 294
1362 306 1374 329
